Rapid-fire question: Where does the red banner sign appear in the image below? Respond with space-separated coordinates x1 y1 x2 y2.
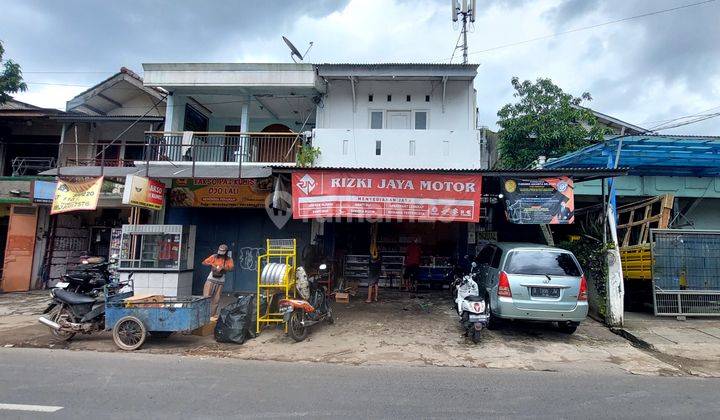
292 170 482 222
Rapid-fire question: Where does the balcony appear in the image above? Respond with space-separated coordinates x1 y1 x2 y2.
50 131 303 179
311 129 485 170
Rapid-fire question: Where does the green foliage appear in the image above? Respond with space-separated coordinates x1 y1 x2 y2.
296 144 321 167
0 41 27 105
496 77 607 169
557 237 611 318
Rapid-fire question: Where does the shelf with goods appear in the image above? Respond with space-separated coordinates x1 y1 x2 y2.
344 254 406 288
380 255 404 288
344 255 370 286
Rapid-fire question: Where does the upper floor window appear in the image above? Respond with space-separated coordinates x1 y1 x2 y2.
184 104 209 132
370 111 383 129
414 111 427 130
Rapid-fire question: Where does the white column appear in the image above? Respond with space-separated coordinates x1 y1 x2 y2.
239 96 250 162
163 93 175 132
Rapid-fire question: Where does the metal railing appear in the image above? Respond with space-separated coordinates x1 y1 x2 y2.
11 157 57 176
144 131 301 164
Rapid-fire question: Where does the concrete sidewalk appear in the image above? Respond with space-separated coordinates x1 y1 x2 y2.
617 311 720 377
0 290 684 376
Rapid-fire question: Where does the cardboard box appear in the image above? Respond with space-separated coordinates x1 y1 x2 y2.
192 319 217 336
335 292 350 304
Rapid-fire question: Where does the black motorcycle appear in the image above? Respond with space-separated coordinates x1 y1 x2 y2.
278 265 333 342
44 257 115 318
38 274 132 341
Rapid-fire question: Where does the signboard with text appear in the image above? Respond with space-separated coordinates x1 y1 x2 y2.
169 178 273 208
32 180 57 204
51 177 103 215
502 177 574 224
292 170 482 222
122 175 165 210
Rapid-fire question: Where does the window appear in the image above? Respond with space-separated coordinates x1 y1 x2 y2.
183 104 209 132
414 111 427 130
375 140 382 155
370 111 383 129
425 95 430 102
476 245 495 266
491 249 503 269
368 94 374 102
505 251 582 276
406 95 411 102
387 94 392 102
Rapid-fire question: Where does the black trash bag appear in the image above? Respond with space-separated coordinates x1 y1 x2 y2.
214 294 258 344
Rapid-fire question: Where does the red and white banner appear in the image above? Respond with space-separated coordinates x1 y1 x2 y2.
292 170 482 222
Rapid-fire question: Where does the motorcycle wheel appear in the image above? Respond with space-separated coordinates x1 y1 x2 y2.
288 310 309 342
471 329 482 344
50 305 76 341
112 316 147 351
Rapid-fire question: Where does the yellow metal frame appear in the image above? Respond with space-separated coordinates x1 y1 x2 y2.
620 244 653 281
256 239 297 333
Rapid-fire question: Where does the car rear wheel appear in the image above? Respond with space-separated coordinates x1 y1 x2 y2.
485 299 502 331
557 321 579 334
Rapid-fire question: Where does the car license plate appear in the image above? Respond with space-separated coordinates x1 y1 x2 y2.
530 287 560 298
55 282 69 289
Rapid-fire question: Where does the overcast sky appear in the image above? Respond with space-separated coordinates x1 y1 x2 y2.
2 0 719 134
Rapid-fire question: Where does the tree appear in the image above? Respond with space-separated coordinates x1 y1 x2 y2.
496 77 607 169
0 41 27 105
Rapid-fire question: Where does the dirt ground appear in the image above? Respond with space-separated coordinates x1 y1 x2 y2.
0 290 688 376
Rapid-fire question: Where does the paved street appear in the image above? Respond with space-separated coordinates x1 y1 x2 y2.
1 348 719 419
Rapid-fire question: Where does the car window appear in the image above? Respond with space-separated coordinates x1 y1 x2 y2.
504 250 582 276
490 248 502 269
476 246 494 265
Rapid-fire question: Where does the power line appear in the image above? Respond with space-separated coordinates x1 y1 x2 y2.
435 0 717 62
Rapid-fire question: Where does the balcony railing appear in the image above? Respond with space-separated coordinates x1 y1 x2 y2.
11 157 57 176
144 131 301 164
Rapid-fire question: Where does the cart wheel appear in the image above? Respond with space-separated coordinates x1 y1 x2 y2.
112 316 146 351
149 331 173 339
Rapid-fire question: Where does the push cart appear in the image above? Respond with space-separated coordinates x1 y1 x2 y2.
105 295 211 350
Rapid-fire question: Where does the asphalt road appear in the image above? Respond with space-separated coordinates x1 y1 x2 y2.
0 348 719 419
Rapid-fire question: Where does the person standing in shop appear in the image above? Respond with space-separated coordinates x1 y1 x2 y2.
403 237 422 292
366 252 382 303
202 244 234 317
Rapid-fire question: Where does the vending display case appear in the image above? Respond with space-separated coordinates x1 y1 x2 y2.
117 225 196 296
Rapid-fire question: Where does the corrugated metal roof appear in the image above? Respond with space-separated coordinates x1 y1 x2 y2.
51 114 164 122
544 134 720 177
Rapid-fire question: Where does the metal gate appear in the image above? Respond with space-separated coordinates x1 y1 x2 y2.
651 229 720 316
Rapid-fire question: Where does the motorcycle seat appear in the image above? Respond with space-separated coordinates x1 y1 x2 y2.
464 295 485 302
53 289 96 305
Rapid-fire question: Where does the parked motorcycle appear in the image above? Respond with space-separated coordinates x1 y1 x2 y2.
44 256 116 316
279 265 334 342
454 262 488 343
38 273 132 341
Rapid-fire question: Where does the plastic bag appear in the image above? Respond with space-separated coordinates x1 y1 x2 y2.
214 294 257 344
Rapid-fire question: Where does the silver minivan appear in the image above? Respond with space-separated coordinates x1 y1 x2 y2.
474 242 588 334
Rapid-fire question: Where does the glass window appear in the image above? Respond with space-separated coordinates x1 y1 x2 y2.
505 251 582 276
475 245 495 265
490 249 503 269
415 111 427 130
183 104 209 132
370 111 383 129
120 233 183 270
375 140 382 155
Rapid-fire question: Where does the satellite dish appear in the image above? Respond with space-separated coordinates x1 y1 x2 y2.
282 36 314 63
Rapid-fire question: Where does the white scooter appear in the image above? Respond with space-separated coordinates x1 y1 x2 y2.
454 262 489 343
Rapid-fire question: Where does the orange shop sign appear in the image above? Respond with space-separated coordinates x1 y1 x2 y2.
122 175 165 210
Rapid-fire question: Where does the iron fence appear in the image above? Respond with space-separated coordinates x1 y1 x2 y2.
651 229 720 316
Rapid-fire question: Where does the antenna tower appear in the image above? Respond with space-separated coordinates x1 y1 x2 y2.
451 0 476 64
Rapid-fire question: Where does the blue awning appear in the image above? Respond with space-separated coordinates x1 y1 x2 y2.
544 135 720 177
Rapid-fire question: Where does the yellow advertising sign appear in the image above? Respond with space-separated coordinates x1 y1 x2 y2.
122 175 165 210
169 178 272 208
51 177 104 215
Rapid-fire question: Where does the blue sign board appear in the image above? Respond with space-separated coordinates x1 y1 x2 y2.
32 180 57 204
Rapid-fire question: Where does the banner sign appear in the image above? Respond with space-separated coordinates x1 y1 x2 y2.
169 178 273 208
292 170 482 222
122 175 165 210
502 177 574 224
51 177 104 215
32 180 57 204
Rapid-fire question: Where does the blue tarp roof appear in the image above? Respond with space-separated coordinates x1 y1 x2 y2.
544 135 720 177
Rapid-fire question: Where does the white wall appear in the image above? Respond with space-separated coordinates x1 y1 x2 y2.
316 79 474 130
313 128 482 170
